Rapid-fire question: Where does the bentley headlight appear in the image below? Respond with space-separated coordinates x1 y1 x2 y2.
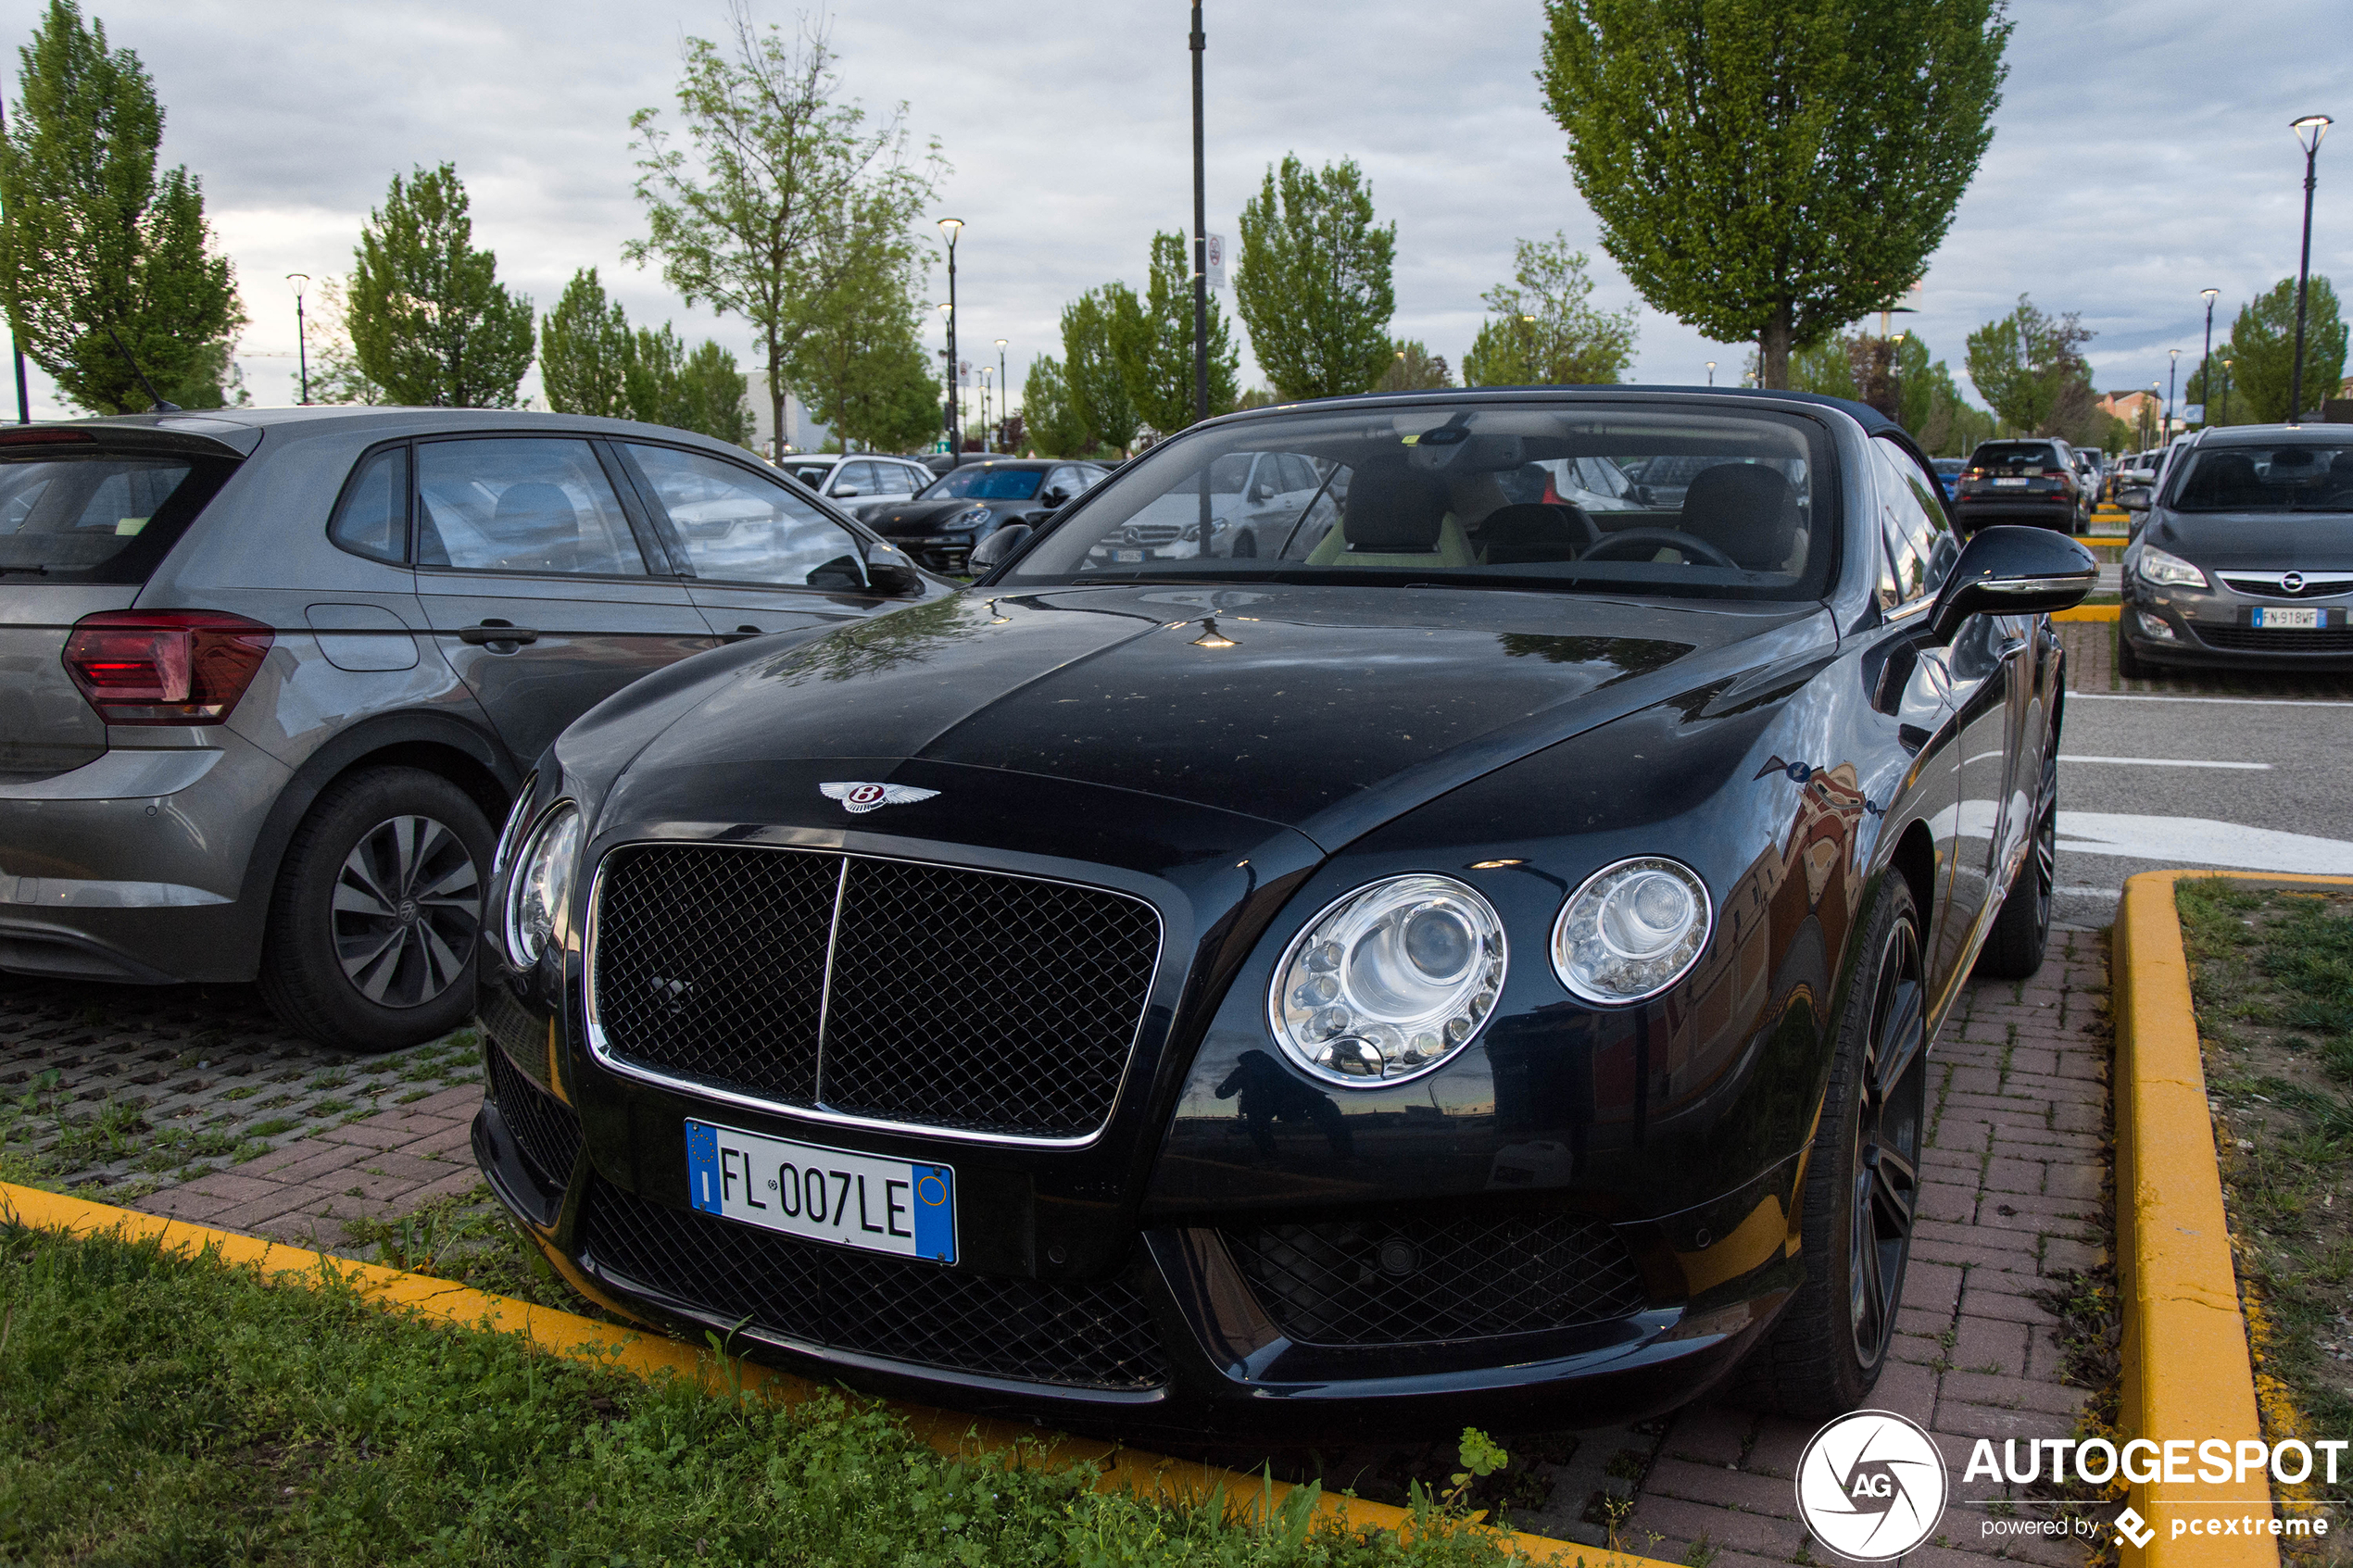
505 802 581 967
1268 874 1506 1085
1552 857 1711 1005
2136 545 2208 589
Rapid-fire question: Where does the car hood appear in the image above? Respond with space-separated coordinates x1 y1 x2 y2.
864 496 1028 534
2146 509 2353 569
602 583 1831 851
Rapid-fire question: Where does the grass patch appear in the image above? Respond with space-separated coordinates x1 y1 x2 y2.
2176 878 2353 1521
0 1220 1510 1567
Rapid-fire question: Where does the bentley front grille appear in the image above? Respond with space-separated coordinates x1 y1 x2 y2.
580 1174 1170 1390
1223 1211 1647 1347
588 844 1162 1140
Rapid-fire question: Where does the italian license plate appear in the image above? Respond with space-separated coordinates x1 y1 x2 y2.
2253 607 2324 630
686 1119 956 1263
1114 548 1146 561
1993 477 2030 487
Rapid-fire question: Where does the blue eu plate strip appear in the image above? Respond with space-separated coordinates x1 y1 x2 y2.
686 1121 723 1215
911 1163 956 1263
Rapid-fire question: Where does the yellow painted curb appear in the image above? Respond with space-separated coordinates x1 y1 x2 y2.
2112 871 2353 1568
0 1180 1673 1568
2054 605 2120 622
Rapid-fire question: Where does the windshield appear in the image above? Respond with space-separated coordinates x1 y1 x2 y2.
0 450 233 582
783 462 835 488
925 466 1044 500
2166 444 2353 513
1007 401 1836 600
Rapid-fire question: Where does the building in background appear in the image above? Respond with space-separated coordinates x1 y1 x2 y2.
747 371 834 459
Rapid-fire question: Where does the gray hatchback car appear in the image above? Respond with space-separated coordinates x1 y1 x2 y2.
0 407 942 1050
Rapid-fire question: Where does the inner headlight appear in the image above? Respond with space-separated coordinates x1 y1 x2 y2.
949 505 991 528
1267 874 1507 1085
1551 857 1712 1005
2137 545 2209 589
505 803 581 967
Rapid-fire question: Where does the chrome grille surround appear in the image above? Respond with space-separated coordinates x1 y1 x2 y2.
2216 570 2353 600
583 841 1165 1148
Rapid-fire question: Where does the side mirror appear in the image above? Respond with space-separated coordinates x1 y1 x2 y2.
1927 526 2095 644
864 559 922 595
1038 488 1070 509
968 523 1032 575
2119 486 2153 511
833 486 862 499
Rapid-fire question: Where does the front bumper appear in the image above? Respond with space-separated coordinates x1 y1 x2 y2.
0 736 289 983
472 1040 1791 1440
2122 584 2353 671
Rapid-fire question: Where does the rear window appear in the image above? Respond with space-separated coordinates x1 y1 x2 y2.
0 449 235 583
1969 443 2063 470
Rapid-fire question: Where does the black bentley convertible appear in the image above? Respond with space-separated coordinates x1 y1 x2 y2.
472 389 2092 1439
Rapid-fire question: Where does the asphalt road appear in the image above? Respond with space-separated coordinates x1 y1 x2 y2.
2052 684 2353 928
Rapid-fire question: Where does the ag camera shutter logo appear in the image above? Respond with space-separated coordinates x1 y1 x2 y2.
1794 1411 1949 1561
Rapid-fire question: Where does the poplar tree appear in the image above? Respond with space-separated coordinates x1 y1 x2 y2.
347 163 534 408
0 0 242 411
1233 156 1395 401
1110 230 1239 433
1541 0 2008 388
1460 233 1637 387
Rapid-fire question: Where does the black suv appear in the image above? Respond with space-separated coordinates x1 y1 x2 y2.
1952 438 2084 533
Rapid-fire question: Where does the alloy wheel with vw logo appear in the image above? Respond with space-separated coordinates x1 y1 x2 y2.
1793 1410 1948 1561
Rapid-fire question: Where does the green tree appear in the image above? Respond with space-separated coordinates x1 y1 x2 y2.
1020 355 1087 458
347 163 533 408
538 267 633 418
1110 230 1239 434
673 338 753 445
786 184 936 452
1059 285 1137 455
1378 339 1452 391
1233 155 1396 400
1541 0 2009 388
627 6 937 456
2218 276 2346 424
1965 295 2095 438
1461 234 1637 387
0 0 242 411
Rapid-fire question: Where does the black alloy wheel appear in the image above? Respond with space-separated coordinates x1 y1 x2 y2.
1733 876 1927 1416
260 766 495 1053
1845 918 1926 1368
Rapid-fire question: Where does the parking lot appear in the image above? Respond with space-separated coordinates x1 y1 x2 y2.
4 613 2342 1555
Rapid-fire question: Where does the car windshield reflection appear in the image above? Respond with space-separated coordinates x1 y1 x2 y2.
2167 443 2353 513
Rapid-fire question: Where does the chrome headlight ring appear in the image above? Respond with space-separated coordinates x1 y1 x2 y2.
1551 856 1713 1006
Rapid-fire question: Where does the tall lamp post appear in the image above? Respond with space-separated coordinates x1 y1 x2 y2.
2197 287 2219 425
286 273 311 405
2221 358 2234 425
1705 360 1716 386
1189 1 1208 424
936 301 954 453
978 366 992 453
937 218 963 452
1890 331 1906 427
994 338 1008 448
2288 114 2333 423
2166 348 2181 438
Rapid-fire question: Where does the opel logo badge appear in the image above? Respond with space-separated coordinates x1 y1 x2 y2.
2284 571 2306 594
820 781 941 814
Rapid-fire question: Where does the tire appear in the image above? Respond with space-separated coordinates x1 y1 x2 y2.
1231 530 1258 558
259 766 494 1054
1975 747 2057 980
1733 876 1927 1418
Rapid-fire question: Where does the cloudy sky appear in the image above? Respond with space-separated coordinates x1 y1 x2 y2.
2 0 2347 421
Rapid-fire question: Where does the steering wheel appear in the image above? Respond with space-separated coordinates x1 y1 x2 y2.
1579 527 1739 569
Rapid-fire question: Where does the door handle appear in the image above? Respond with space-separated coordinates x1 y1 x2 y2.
458 621 540 646
721 624 764 643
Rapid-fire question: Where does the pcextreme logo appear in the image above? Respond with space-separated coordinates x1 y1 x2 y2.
1794 1411 1949 1562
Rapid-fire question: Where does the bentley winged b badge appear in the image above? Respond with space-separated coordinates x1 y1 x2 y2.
821 782 940 814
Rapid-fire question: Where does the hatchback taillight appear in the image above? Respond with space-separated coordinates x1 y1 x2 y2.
62 610 274 724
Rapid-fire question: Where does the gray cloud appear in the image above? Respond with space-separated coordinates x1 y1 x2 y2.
1 0 2346 420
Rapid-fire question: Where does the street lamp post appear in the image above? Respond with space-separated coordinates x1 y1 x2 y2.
938 218 963 452
2221 358 2234 425
1189 1 1208 424
2166 348 2181 438
995 338 1008 448
1890 332 1906 427
1705 360 1716 386
286 273 311 405
2289 114 2333 423
2198 287 2219 425
978 366 992 452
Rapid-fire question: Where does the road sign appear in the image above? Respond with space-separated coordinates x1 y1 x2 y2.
1205 233 1227 290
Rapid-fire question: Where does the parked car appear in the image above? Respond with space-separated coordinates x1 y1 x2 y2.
1931 458 1964 502
858 458 1111 574
1951 437 2083 533
2117 425 2353 676
472 386 2092 1441
2070 448 2103 506
0 409 945 1051
1088 449 1334 561
778 454 933 510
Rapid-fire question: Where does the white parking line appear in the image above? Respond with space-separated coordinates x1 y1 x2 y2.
2059 755 2272 771
2055 812 2353 874
2071 692 2353 709
2055 885 2117 899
